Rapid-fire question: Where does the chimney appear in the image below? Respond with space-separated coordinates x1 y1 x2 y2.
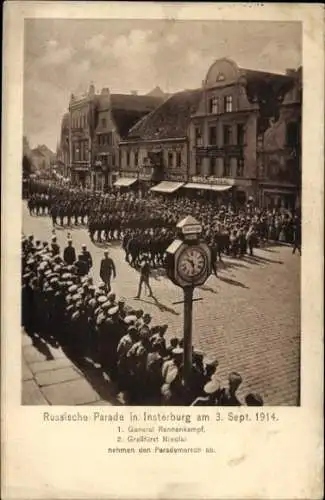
88 82 95 96
131 90 138 95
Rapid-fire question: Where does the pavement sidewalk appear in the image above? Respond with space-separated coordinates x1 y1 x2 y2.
22 329 123 406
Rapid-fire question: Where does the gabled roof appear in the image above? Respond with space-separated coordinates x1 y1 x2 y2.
127 89 202 141
96 93 165 139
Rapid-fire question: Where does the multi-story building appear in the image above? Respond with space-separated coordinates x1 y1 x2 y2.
119 89 202 195
67 84 164 190
56 113 70 179
187 58 297 207
257 67 302 209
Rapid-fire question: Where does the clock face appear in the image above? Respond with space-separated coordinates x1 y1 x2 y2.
177 246 207 281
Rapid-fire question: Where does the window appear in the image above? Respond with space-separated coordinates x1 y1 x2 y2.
134 151 139 167
194 126 202 146
224 95 233 113
176 151 182 168
237 124 245 145
209 126 217 145
210 157 217 176
209 96 219 114
101 118 107 128
237 158 244 177
223 157 231 177
195 156 202 175
223 125 232 145
126 151 130 166
168 151 174 168
286 122 299 147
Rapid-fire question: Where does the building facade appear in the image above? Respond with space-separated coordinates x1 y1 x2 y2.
257 67 302 209
66 85 164 191
119 89 202 194
188 58 297 207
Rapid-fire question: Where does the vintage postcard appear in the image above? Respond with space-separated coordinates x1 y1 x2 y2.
1 2 324 499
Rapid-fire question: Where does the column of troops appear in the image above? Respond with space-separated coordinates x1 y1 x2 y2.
22 234 264 407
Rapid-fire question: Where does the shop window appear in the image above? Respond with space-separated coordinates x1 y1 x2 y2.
224 95 233 113
223 157 231 177
176 151 182 168
168 151 174 168
237 158 245 177
237 124 245 145
209 96 219 114
223 125 232 145
209 126 217 145
195 127 202 146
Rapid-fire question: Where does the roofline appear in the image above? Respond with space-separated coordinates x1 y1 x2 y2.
120 137 187 145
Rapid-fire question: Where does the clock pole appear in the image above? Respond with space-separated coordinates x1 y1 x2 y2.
183 286 194 387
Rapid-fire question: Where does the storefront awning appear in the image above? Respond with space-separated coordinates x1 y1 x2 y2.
184 183 232 192
150 181 185 193
114 177 137 187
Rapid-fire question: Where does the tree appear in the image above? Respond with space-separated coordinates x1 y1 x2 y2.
22 154 33 179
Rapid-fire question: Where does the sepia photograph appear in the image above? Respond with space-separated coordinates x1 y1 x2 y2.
21 17 302 407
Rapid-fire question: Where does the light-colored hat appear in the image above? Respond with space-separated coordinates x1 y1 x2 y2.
204 379 221 395
107 305 119 316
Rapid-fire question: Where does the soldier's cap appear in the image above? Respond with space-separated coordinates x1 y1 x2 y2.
165 365 179 384
97 295 107 304
124 315 137 325
81 244 87 248
50 277 59 285
88 285 96 291
204 357 219 368
127 326 138 335
44 270 52 277
62 273 72 279
94 290 101 296
228 372 243 386
101 301 111 310
118 298 126 305
68 285 78 293
204 379 221 395
71 293 82 302
98 282 106 289
107 305 119 316
81 276 88 283
27 259 34 265
172 347 183 356
71 311 80 320
193 349 204 360
23 272 32 280
245 393 264 406
107 292 116 300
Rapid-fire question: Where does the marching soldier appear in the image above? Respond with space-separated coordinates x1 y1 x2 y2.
63 239 76 265
99 250 117 294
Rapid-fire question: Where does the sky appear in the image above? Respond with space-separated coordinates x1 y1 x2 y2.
24 19 301 151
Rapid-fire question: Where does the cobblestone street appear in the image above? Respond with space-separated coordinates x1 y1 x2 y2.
22 202 301 405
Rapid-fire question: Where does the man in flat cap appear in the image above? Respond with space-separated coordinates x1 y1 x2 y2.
99 250 117 294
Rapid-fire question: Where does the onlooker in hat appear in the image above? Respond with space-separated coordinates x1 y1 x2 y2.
51 236 60 257
216 372 243 406
99 250 117 294
190 378 221 406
